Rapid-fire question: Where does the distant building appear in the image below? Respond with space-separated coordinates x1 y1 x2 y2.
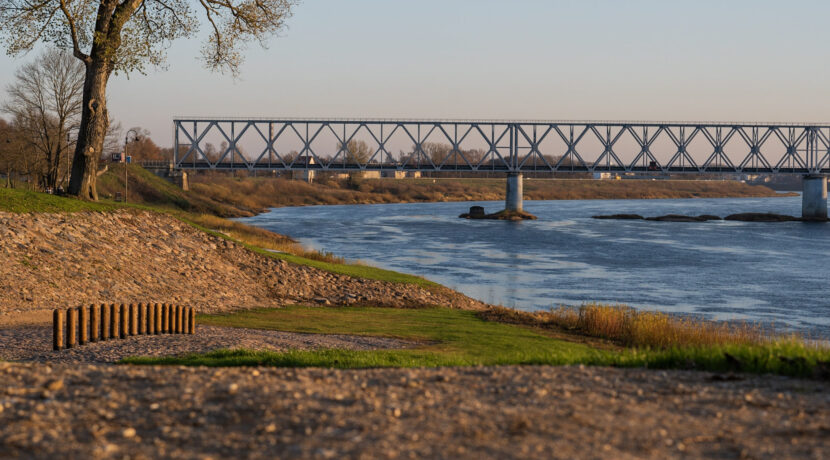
291 156 316 183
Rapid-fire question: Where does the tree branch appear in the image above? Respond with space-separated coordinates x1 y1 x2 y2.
58 0 91 63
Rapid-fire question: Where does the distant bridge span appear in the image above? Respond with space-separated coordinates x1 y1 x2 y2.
173 118 830 219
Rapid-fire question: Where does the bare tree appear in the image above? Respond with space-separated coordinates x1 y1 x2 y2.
337 140 372 165
3 48 84 191
0 0 297 200
122 128 163 162
0 119 26 188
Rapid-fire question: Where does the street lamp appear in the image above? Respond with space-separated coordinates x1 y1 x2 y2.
124 129 141 203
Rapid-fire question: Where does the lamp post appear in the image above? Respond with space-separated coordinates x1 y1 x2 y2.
63 128 78 193
124 129 140 203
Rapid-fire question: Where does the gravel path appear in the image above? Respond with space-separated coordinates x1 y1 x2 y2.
0 363 827 459
0 325 414 364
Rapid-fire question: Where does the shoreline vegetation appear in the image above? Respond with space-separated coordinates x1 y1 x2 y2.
187 174 795 216
93 164 791 218
2 173 828 378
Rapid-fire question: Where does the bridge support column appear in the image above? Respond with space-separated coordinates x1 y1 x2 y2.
505 173 523 212
802 175 828 221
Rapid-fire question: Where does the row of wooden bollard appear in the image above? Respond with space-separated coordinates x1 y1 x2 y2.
53 304 196 351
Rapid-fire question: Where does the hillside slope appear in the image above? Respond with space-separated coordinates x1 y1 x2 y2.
0 210 485 325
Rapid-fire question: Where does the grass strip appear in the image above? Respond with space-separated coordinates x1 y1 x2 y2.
122 306 830 378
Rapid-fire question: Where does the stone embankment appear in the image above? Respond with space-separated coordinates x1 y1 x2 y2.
0 211 486 325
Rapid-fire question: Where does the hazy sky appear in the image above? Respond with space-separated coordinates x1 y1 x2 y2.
2 0 830 146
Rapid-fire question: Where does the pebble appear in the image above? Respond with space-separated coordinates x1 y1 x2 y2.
43 379 63 391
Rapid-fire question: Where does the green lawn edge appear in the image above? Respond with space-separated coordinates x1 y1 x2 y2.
121 306 830 378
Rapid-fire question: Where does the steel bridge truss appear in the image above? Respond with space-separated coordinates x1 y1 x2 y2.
174 119 830 174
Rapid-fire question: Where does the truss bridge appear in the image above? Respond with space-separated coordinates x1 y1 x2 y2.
173 118 830 219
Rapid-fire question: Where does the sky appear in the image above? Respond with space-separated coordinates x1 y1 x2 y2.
2 0 830 147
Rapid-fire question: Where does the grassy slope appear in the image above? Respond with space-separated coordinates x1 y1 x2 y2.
0 186 433 287
0 188 119 213
123 306 830 378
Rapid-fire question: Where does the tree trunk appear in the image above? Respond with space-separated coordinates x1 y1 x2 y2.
68 63 110 200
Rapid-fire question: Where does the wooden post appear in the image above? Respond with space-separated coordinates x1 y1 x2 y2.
174 305 181 334
161 304 168 333
148 303 155 335
90 304 99 342
53 309 64 351
66 307 77 349
78 305 88 345
120 304 128 339
110 304 119 340
138 303 146 335
188 307 195 335
102 303 110 340
169 304 176 334
182 307 189 334
154 303 162 334
168 304 173 334
130 303 138 336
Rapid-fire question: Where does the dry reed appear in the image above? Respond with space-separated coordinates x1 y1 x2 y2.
480 304 784 349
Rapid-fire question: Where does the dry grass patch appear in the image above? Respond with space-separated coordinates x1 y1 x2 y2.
480 304 787 349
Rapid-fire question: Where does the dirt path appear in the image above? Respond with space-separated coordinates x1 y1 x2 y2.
0 325 413 364
0 363 827 459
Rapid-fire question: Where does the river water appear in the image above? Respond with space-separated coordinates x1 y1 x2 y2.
239 195 830 337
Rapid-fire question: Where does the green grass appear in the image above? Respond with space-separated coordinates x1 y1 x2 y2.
0 188 119 213
256 250 438 288
123 306 608 368
121 306 830 378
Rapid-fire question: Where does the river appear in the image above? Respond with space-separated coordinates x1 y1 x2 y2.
239 195 830 337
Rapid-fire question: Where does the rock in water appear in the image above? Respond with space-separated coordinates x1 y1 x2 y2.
724 213 801 222
459 208 537 220
591 214 644 220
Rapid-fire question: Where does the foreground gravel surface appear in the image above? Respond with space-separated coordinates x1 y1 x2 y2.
0 363 827 459
0 326 413 364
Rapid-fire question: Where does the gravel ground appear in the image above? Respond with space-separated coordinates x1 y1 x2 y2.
0 326 414 364
0 363 827 459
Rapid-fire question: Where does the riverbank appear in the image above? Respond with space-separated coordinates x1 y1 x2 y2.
187 175 792 215
94 164 791 218
2 187 828 458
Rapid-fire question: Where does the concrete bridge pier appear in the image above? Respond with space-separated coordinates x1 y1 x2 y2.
802 175 828 221
505 173 523 212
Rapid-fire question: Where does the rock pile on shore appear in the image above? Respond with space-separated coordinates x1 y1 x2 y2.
0 211 486 322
